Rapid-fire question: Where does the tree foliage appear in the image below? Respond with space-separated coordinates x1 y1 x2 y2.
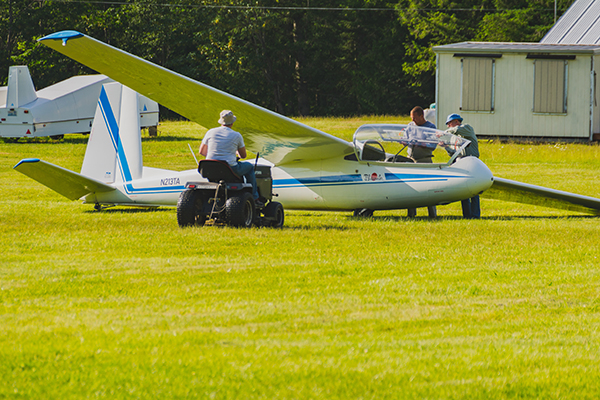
0 0 569 117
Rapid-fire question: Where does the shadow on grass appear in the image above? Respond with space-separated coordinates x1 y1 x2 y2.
348 214 599 222
83 207 172 214
283 225 350 231
188 225 352 231
348 215 464 222
142 136 200 143
2 134 199 145
484 215 599 220
2 136 89 145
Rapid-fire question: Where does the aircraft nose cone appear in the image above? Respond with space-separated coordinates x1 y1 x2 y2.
454 157 494 196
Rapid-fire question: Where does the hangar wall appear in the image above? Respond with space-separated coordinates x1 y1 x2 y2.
434 43 600 140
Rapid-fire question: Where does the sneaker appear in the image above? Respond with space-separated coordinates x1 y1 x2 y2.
255 199 265 208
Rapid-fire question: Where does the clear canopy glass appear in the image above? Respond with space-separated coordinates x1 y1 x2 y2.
352 124 471 165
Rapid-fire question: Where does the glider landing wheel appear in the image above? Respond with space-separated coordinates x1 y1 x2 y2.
225 192 255 228
353 208 374 218
264 201 285 228
177 189 206 227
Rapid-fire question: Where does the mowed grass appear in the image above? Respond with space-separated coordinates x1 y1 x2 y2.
1 117 600 399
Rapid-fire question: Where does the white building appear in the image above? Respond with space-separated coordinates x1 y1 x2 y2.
432 42 600 140
433 0 600 141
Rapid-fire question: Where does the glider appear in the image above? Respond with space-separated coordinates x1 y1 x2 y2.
12 31 600 216
0 65 158 138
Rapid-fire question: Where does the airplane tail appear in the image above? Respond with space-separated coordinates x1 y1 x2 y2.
81 82 143 183
14 158 115 200
6 66 38 107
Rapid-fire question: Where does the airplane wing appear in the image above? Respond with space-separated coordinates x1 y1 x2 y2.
38 31 354 166
14 158 115 200
482 177 600 215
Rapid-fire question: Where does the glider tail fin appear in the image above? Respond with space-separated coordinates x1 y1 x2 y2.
81 82 143 183
6 66 37 107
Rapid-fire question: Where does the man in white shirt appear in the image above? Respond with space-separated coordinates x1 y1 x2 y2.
199 110 260 203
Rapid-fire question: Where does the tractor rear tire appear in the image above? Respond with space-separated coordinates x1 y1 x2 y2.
264 201 284 228
225 192 255 228
177 189 206 227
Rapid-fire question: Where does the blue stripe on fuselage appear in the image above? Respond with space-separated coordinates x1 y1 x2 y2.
97 90 465 197
273 172 463 188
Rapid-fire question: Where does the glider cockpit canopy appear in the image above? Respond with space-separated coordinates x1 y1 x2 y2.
352 124 471 165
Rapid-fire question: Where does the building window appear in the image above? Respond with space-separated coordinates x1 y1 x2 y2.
533 59 568 113
461 58 495 112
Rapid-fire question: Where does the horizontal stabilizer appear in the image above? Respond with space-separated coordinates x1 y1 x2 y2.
483 177 600 215
13 158 115 200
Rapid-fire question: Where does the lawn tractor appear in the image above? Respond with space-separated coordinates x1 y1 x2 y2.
177 159 284 228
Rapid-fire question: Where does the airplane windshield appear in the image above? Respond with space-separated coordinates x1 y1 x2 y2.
352 124 470 165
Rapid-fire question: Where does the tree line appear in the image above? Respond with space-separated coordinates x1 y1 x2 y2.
1 0 574 118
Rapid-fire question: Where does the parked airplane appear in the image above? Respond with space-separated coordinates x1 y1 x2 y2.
12 31 600 216
0 65 158 138
14 81 490 213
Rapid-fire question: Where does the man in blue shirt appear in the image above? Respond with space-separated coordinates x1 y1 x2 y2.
407 106 437 218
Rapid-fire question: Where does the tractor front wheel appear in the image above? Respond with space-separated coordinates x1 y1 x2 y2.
264 201 284 228
225 192 255 228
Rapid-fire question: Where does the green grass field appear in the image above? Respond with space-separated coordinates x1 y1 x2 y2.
2 117 600 399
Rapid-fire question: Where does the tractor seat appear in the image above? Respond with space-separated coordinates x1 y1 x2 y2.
198 159 243 183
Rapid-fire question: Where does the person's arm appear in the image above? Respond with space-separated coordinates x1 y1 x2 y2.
199 143 208 156
237 146 247 159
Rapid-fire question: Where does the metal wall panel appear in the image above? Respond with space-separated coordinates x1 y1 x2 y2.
542 0 600 44
534 60 566 113
461 58 494 111
593 56 600 137
578 16 600 44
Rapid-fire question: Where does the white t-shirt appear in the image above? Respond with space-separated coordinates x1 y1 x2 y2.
201 126 245 166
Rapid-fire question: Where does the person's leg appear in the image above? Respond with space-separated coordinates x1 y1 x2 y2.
427 206 437 218
470 195 480 219
231 162 259 200
461 199 471 219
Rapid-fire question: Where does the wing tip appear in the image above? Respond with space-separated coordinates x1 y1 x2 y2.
38 31 84 43
13 158 41 169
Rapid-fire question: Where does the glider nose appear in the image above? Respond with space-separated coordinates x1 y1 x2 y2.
455 157 494 196
469 157 494 195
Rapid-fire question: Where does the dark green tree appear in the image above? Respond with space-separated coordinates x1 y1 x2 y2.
0 0 577 118
396 0 574 105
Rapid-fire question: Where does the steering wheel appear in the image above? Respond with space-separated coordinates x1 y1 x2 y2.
390 144 408 161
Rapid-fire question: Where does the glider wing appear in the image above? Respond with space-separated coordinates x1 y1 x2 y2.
14 158 115 200
38 31 354 166
483 177 600 215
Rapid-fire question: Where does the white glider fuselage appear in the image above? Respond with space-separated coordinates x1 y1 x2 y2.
83 156 492 211
59 80 492 211
272 156 491 210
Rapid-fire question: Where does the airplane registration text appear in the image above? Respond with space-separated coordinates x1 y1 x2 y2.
160 177 181 186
